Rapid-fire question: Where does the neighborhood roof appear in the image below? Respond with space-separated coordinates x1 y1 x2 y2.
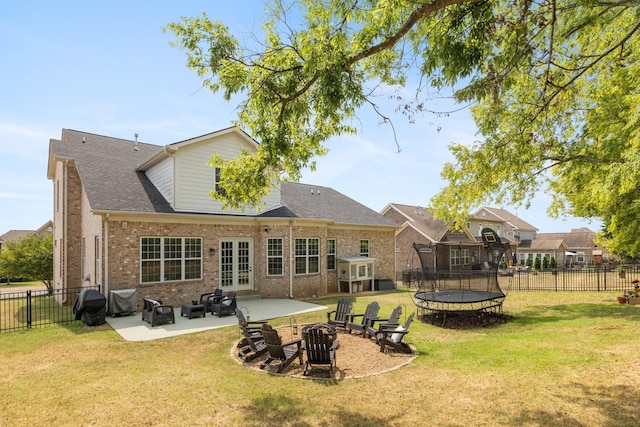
537 228 599 250
472 207 538 231
383 203 474 243
518 236 566 251
1 221 53 243
47 129 395 227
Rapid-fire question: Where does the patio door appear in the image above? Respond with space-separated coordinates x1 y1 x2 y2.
219 238 253 291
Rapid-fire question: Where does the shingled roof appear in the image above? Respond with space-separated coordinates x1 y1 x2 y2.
47 129 395 227
472 207 538 231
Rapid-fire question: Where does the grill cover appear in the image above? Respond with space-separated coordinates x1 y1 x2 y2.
73 289 107 326
109 289 137 316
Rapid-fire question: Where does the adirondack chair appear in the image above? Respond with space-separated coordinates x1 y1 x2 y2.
346 301 380 336
235 310 268 362
210 291 237 317
303 328 339 377
260 324 303 373
326 297 352 329
377 313 415 353
235 308 267 349
366 305 402 339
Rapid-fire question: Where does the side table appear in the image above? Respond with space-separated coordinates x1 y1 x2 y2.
181 303 206 319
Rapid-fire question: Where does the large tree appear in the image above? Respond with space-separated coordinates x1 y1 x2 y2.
0 234 53 289
166 0 640 255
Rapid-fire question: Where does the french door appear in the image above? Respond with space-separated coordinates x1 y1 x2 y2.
219 238 253 291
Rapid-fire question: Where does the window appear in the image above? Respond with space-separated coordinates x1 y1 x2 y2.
451 249 460 266
360 239 370 257
267 237 283 276
214 166 227 197
295 238 319 274
451 248 470 266
326 239 336 270
140 237 202 283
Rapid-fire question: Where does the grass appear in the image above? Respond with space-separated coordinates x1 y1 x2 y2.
1 290 639 426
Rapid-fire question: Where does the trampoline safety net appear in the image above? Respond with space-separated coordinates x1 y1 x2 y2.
413 228 509 313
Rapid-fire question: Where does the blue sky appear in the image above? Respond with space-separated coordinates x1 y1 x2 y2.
0 1 600 234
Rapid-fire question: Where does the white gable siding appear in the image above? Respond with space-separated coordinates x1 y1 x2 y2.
146 157 174 206
173 133 280 214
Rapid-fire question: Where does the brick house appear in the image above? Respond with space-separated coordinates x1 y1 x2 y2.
47 128 398 307
380 204 483 282
538 227 609 267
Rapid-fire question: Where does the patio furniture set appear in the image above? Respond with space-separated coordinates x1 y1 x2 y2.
235 297 415 378
141 289 238 327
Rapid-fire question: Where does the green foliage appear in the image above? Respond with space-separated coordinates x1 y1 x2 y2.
550 256 557 269
525 257 532 268
430 1 640 256
542 257 549 270
0 234 53 288
166 1 640 255
534 256 542 271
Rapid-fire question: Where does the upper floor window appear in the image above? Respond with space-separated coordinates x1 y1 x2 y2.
140 237 202 283
214 166 227 197
295 238 319 274
267 237 283 276
360 239 370 257
327 239 336 270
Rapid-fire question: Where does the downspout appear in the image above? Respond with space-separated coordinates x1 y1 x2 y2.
63 159 68 302
289 220 294 298
103 214 109 301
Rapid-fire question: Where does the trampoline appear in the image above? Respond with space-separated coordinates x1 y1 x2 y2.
413 228 510 317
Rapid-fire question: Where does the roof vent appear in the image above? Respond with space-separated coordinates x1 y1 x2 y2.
134 133 139 151
82 137 86 143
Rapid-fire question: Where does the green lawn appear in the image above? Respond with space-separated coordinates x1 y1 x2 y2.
1 290 639 426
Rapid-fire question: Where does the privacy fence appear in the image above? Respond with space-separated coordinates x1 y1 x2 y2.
0 286 100 333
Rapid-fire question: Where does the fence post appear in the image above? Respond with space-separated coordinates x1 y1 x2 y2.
26 290 32 329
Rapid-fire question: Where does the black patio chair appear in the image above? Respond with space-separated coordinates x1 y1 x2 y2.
303 328 339 377
235 309 268 362
326 297 352 330
366 305 402 339
235 308 267 349
200 288 223 314
260 324 303 373
346 301 380 336
210 291 237 317
377 313 415 354
141 298 175 327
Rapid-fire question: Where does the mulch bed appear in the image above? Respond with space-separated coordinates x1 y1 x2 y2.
420 311 512 329
232 325 418 380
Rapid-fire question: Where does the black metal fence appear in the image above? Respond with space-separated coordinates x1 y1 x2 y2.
400 265 639 294
0 286 101 333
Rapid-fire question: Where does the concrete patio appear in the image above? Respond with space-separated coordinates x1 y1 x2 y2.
106 297 327 342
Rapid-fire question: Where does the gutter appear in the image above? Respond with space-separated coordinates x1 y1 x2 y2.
289 220 294 298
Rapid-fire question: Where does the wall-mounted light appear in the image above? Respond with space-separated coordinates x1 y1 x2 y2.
209 248 215 255
264 227 269 232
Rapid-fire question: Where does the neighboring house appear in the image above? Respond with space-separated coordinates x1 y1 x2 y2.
538 227 608 267
516 235 567 268
0 221 53 253
469 207 538 243
380 204 485 281
46 128 398 307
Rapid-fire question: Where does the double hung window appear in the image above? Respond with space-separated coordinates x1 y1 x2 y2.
141 237 202 283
